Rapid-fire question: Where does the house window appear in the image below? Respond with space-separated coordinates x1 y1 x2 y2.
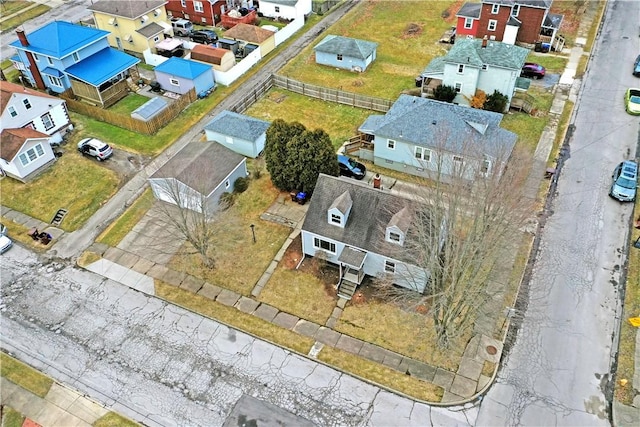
388 232 401 243
41 113 54 131
313 237 336 254
194 1 204 13
225 180 230 188
488 20 497 31
387 139 396 149
415 146 431 162
481 159 491 174
47 75 62 87
464 18 473 29
154 36 160 42
482 64 488 71
18 144 45 166
170 78 179 86
330 213 341 224
33 53 39 61
181 0 186 7
275 6 280 13
512 5 520 17
454 82 462 93
47 56 53 65
8 106 17 117
384 260 396 273
457 64 464 73
72 52 79 62
491 4 499 14
336 54 343 61
453 155 464 163
23 98 32 109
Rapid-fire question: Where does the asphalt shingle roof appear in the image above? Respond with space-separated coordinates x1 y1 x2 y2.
9 21 108 58
359 94 517 158
440 38 529 70
313 35 378 60
1 128 49 161
151 140 244 195
223 24 274 44
0 81 60 115
456 2 482 18
154 57 212 79
204 110 270 142
302 174 427 265
88 0 167 19
137 22 164 38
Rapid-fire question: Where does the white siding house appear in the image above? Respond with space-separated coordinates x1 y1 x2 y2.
259 0 311 20
0 128 56 182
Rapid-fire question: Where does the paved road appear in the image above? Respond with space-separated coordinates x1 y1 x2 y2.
477 0 640 425
0 245 477 426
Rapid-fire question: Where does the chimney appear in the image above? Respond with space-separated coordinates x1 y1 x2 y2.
482 35 488 48
16 27 29 46
15 27 46 90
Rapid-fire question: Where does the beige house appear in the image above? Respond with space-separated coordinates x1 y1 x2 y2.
190 45 236 71
223 24 276 57
88 0 173 55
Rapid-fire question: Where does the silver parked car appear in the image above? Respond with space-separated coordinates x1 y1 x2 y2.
610 160 638 202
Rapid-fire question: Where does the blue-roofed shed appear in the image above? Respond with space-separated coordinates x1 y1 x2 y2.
204 110 270 158
154 57 214 95
131 97 168 121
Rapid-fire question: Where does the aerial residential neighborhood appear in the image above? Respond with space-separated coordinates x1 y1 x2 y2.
0 0 639 426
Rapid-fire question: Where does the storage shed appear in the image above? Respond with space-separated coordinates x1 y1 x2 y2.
314 35 378 72
190 45 236 71
153 57 214 95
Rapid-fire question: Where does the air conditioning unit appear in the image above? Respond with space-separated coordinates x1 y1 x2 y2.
489 35 496 40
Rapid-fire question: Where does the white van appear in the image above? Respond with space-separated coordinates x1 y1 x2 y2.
171 18 193 36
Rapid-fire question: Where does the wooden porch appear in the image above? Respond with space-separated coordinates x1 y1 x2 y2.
343 133 373 155
69 78 129 108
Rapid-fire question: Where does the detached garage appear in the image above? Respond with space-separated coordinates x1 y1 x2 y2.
149 140 247 213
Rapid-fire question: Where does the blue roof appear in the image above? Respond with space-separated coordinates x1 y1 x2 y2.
154 57 212 80
9 21 108 58
42 67 64 77
66 48 139 86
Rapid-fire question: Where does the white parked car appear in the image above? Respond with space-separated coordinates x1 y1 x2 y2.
77 138 113 161
0 224 12 254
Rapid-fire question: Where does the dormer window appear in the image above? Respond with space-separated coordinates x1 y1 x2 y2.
388 232 401 242
327 190 352 228
386 207 411 246
330 213 342 224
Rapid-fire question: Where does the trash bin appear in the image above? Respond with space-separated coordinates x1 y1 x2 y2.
415 76 423 87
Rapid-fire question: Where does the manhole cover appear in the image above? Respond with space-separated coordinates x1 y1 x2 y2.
486 345 497 355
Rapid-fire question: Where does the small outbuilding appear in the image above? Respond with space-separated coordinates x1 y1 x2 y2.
223 23 276 57
313 35 378 72
190 45 236 72
153 57 214 95
149 140 247 213
204 110 270 158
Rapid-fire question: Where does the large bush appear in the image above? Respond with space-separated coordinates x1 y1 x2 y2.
433 84 457 103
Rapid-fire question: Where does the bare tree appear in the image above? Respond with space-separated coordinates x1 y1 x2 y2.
373 129 534 349
148 158 234 269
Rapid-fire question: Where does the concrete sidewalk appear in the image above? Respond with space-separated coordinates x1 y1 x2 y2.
1 377 110 427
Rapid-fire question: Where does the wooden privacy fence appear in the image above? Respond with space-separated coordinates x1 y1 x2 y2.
227 77 274 114
60 89 196 135
272 75 393 113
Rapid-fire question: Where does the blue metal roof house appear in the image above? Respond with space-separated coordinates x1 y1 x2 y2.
153 57 214 96
357 95 517 181
9 21 140 108
204 111 270 158
313 35 378 72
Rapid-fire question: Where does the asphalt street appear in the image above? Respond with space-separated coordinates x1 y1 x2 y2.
477 0 640 425
0 245 477 426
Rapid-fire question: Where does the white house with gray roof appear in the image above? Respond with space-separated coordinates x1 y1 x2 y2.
420 37 529 108
204 111 270 158
313 35 378 72
258 0 311 20
301 174 442 298
358 95 517 181
149 140 247 213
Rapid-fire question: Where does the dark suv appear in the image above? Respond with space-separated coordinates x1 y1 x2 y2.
190 30 218 44
338 155 366 180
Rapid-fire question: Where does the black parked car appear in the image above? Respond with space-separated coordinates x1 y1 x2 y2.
190 30 218 44
520 62 546 79
338 155 366 180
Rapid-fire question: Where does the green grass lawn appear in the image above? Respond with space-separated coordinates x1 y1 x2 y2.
168 174 292 295
107 93 150 114
525 54 568 73
0 2 50 32
244 89 374 148
0 150 120 231
281 1 457 99
93 412 140 427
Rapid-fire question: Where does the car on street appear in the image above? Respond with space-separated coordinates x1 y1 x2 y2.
609 160 638 202
625 88 640 115
338 155 366 180
633 54 640 77
0 224 12 254
520 62 546 79
190 30 218 44
77 138 113 161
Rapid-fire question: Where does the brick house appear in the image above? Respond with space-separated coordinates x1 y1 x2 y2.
165 0 226 26
456 0 563 47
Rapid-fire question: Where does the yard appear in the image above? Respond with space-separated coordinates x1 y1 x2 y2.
281 1 457 99
0 1 50 32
